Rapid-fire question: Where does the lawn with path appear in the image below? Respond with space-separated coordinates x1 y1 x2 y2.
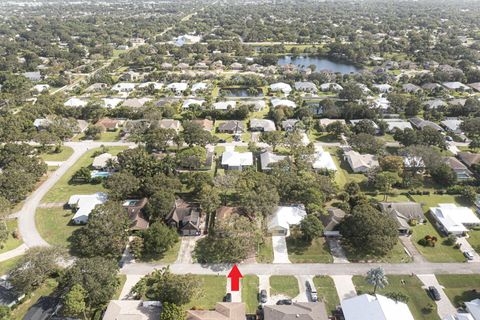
286 233 333 263
39 146 74 162
0 256 21 275
436 275 480 308
344 240 412 263
270 276 299 298
36 207 82 248
257 237 274 263
242 275 259 314
0 219 22 254
186 275 226 310
313 276 340 314
353 275 440 320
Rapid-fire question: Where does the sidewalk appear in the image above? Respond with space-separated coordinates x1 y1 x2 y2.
0 244 27 264
399 236 426 263
331 275 357 301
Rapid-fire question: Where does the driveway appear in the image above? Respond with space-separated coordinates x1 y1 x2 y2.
457 237 480 262
417 274 456 319
400 236 426 263
226 278 241 302
272 236 291 263
331 275 357 301
327 238 349 263
258 275 270 304
294 275 314 302
175 236 202 264
119 275 143 299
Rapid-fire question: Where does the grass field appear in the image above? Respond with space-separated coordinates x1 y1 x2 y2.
353 275 440 320
186 275 226 310
0 219 22 254
140 240 181 264
286 234 333 263
39 146 74 162
436 275 480 308
313 276 340 314
36 207 82 248
11 278 58 319
467 229 480 253
0 256 21 275
42 146 127 203
242 275 259 314
345 240 412 263
270 276 299 298
257 237 274 263
113 275 127 300
75 129 121 142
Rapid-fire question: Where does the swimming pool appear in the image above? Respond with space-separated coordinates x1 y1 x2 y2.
90 171 111 178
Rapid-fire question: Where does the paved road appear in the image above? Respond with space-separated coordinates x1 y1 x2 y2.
121 261 480 276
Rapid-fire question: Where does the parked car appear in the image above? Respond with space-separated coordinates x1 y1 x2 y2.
306 280 318 302
464 251 474 260
224 293 232 302
260 289 267 303
428 286 441 301
276 299 292 305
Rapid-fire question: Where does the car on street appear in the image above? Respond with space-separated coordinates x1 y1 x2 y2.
428 286 441 301
224 293 232 302
276 299 292 305
259 289 267 303
464 251 475 260
305 280 318 302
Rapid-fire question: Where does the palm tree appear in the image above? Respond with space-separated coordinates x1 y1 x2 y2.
366 267 388 294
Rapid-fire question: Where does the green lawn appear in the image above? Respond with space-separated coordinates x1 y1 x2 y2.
313 276 340 314
467 228 480 253
140 240 181 264
257 237 274 263
0 219 22 254
36 207 81 248
242 275 259 314
39 146 74 162
11 278 58 319
353 275 439 320
436 275 480 308
186 275 226 310
0 256 21 275
286 233 333 263
42 146 127 203
75 129 121 142
327 148 366 187
344 240 412 263
113 275 127 300
270 276 299 298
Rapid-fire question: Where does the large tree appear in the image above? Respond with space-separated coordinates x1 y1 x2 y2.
144 189 176 220
103 171 141 200
366 267 389 294
260 131 285 152
349 133 385 155
62 284 87 318
299 214 324 242
142 222 179 256
339 204 398 257
181 121 215 147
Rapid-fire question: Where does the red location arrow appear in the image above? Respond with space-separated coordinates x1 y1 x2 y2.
227 264 243 291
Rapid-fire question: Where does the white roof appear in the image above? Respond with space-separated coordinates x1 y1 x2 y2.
443 82 470 90
466 299 480 320
167 82 188 92
92 153 117 169
384 119 413 131
260 152 286 171
64 97 87 108
112 83 136 91
138 82 163 90
341 294 415 320
444 314 475 320
33 84 50 92
68 192 108 224
441 119 463 132
430 204 480 234
271 99 296 108
33 118 50 128
270 82 292 93
320 83 343 91
182 98 205 109
312 151 337 171
103 98 124 109
250 119 276 131
373 84 393 92
221 151 253 167
268 205 307 232
213 101 236 110
191 82 208 92
373 96 391 110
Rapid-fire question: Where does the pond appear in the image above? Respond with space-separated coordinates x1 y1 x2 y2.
277 55 361 74
220 87 264 97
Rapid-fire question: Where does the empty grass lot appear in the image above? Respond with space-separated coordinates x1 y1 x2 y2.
74 129 121 142
286 234 333 263
0 219 22 254
186 275 226 310
36 207 82 248
39 146 74 162
42 146 127 203
436 275 480 308
345 240 412 263
313 276 340 314
269 276 299 298
242 275 259 314
353 275 440 320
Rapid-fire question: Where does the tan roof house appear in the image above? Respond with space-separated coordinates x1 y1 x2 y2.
95 118 120 132
187 303 245 320
192 119 214 131
157 119 182 132
344 150 379 173
103 300 161 320
263 302 329 320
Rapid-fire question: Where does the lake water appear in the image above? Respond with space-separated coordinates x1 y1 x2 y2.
220 87 264 97
277 55 360 74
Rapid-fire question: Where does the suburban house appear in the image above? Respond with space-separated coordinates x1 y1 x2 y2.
263 302 329 320
424 99 447 109
321 207 346 237
319 119 346 127
409 117 443 131
242 100 266 111
92 153 117 170
95 118 120 131
214 206 243 225
103 98 123 109
64 97 88 108
213 101 237 110
123 198 149 231
187 302 245 320
182 98 206 109
267 205 307 236
350 119 380 134
33 118 51 130
249 119 276 132
383 119 413 133
341 294 415 320
294 81 318 93
157 119 182 132
444 157 473 181
138 82 163 91
269 82 292 94
344 150 379 173
221 150 253 171
430 204 480 235
192 119 214 131
103 300 161 320
218 121 245 134
120 71 142 82
68 192 108 224
112 82 136 92
320 82 343 92
0 276 24 308
402 83 422 93
466 299 480 320
166 199 202 236
32 84 50 93
271 98 296 109
281 119 299 132
23 71 42 82
260 151 287 171
378 202 426 235
458 152 480 169
373 83 393 93
191 82 208 93
441 118 463 135
167 82 188 94
122 98 151 108
311 146 337 172
442 82 471 92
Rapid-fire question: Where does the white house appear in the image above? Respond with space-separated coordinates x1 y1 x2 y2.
320 83 343 92
373 84 393 93
182 98 205 109
269 82 292 95
92 153 117 170
430 204 480 235
271 99 296 109
213 101 236 110
191 82 208 93
312 146 337 172
112 83 136 93
175 34 201 47
344 150 379 173
341 294 415 320
384 119 413 132
268 205 307 236
138 82 163 91
260 152 287 171
64 97 88 108
466 299 480 320
167 82 188 94
32 84 50 93
103 98 124 109
221 151 253 170
68 192 108 224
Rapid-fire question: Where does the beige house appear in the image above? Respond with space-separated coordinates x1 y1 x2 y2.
263 302 329 320
103 300 161 320
187 302 245 320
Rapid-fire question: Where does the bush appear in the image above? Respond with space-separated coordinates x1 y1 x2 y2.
408 219 417 227
90 177 103 184
444 234 457 246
